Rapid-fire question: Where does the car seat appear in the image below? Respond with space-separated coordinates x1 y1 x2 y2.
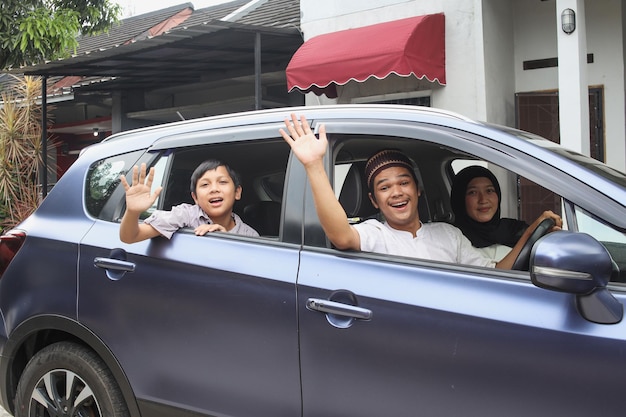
242 201 281 237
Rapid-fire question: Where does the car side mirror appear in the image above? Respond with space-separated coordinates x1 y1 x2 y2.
530 231 623 324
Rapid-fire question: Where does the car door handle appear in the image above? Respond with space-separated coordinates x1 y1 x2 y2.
94 257 135 272
306 298 372 320
94 257 135 281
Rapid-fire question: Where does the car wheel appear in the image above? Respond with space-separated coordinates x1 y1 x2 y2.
15 341 129 417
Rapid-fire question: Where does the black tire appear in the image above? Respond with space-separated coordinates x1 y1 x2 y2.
14 341 129 417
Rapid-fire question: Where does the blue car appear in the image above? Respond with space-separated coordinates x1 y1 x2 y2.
0 104 625 417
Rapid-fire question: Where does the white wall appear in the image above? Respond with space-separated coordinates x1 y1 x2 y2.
513 1 559 91
513 0 625 170
300 0 626 170
299 0 487 120
587 0 626 170
482 0 516 126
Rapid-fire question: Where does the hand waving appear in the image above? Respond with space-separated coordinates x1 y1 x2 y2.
279 113 328 167
120 163 163 214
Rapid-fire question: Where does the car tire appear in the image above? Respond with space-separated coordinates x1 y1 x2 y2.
14 341 129 417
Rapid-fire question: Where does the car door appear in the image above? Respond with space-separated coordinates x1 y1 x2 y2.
78 128 304 417
296 119 626 417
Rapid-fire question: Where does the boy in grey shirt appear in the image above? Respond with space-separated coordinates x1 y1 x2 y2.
119 159 258 243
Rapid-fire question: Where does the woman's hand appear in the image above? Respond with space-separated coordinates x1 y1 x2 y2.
531 210 563 232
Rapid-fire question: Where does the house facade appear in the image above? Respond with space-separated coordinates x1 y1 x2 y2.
290 0 626 172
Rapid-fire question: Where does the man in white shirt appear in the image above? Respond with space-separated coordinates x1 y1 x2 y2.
279 113 561 269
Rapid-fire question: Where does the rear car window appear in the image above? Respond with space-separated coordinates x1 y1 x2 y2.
85 151 143 219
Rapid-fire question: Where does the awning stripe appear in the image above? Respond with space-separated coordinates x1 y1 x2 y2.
286 13 445 98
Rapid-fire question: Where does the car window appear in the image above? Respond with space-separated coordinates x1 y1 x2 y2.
576 207 626 242
334 163 351 199
575 206 626 283
327 132 570 272
86 137 290 239
85 150 143 219
330 129 625 280
148 138 289 238
140 154 169 220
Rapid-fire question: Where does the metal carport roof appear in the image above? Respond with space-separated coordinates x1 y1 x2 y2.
12 20 302 91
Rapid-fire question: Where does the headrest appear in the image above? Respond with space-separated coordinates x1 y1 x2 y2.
338 162 378 222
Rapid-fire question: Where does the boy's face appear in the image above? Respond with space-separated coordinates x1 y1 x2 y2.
192 165 242 219
368 166 421 233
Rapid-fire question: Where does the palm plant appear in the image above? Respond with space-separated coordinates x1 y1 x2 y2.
0 75 55 230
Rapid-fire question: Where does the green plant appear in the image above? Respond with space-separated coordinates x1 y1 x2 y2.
0 0 122 70
0 75 56 229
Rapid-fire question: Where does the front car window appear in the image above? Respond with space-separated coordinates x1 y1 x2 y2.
320 120 625 281
575 206 626 283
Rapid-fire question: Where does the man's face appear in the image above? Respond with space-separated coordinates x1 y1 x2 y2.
192 165 242 219
368 166 421 233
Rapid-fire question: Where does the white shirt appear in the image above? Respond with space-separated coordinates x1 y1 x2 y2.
354 220 496 268
476 244 512 263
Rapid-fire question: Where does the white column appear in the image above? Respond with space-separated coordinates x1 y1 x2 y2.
556 0 589 156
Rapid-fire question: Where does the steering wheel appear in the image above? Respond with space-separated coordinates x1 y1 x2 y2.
511 218 556 271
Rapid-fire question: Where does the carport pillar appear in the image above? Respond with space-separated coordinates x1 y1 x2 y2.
556 0 590 156
41 76 48 198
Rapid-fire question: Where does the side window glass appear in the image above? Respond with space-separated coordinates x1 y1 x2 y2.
140 155 168 220
575 207 626 283
576 207 626 241
86 150 143 219
334 163 351 198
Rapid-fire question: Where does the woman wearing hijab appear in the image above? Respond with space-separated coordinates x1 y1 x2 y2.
450 166 529 262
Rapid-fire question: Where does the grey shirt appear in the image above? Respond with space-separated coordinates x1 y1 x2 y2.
144 203 259 239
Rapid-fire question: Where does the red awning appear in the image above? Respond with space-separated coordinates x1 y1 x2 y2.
286 13 445 98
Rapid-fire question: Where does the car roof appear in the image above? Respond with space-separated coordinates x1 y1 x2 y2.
81 104 625 215
100 104 475 143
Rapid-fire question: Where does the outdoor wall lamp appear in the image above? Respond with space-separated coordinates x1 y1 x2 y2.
561 8 576 34
93 127 99 137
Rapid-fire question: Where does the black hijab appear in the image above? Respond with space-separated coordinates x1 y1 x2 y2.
450 166 528 248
